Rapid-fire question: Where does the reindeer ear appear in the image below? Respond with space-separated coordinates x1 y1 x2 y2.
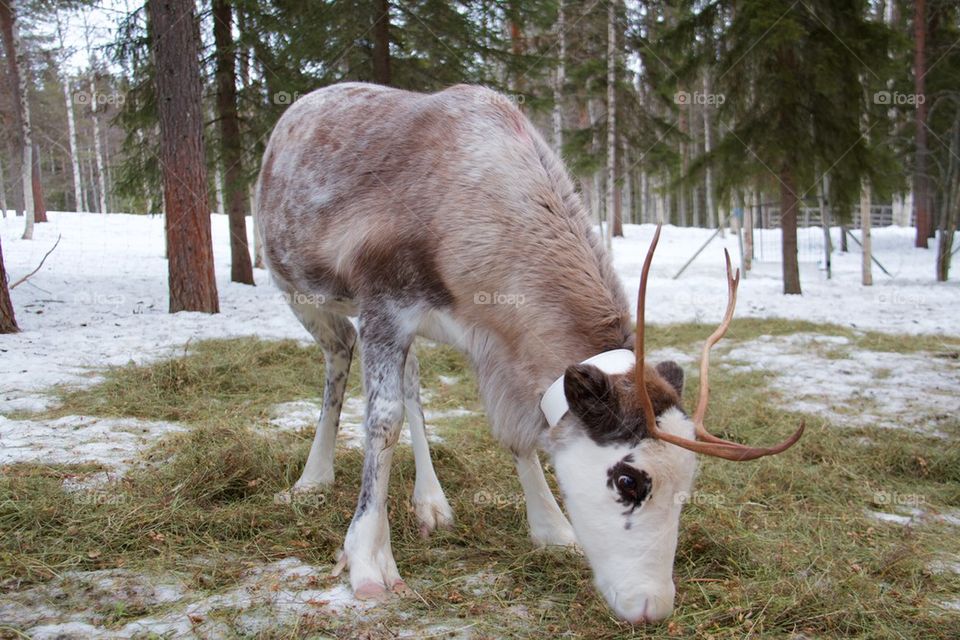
655 361 684 397
564 364 620 437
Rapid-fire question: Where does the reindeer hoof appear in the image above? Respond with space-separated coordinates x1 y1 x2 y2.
391 579 413 597
413 493 454 537
354 581 390 600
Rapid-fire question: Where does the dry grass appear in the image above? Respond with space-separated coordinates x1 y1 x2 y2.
1 320 959 638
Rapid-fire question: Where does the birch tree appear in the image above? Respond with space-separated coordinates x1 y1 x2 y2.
57 11 84 211
0 0 35 240
604 0 616 248
551 0 565 154
861 181 873 286
0 156 7 217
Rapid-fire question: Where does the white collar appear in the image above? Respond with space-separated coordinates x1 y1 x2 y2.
539 349 636 427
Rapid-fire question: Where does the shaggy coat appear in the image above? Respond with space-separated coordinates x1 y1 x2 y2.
256 83 634 454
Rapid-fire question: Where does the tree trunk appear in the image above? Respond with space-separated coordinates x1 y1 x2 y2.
0 236 17 333
606 0 619 243
861 182 873 286
0 0 35 239
935 115 959 282
62 76 84 211
57 14 84 213
819 173 832 279
90 78 107 213
640 170 648 223
213 0 254 285
780 167 802 294
372 0 391 85
0 155 7 217
702 80 717 229
149 0 219 313
551 0 565 154
31 142 47 222
622 138 632 225
250 183 264 269
744 190 754 271
913 0 930 248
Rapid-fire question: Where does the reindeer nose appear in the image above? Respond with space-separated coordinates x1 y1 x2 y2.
617 590 675 624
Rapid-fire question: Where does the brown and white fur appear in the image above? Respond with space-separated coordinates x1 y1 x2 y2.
255 83 798 623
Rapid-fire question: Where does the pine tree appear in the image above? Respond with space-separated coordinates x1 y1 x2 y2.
0 235 17 333
148 0 219 313
212 0 254 285
665 0 896 294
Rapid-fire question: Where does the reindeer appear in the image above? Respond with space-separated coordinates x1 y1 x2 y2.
255 83 803 623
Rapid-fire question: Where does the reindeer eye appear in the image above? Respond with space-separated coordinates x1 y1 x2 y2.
607 461 652 510
616 474 637 494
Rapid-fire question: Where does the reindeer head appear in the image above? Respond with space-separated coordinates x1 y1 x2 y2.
544 226 804 623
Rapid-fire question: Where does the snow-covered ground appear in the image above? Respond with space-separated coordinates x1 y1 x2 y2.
1 211 957 468
2 212 956 402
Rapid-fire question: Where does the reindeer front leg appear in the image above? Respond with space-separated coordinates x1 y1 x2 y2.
336 309 412 599
404 349 454 537
515 452 578 548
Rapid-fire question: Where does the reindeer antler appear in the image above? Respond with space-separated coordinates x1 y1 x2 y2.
634 225 804 461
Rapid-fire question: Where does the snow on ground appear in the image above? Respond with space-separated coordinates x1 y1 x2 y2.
0 557 374 639
1 212 956 468
614 224 960 335
2 214 957 410
723 333 960 435
269 395 463 449
0 414 186 472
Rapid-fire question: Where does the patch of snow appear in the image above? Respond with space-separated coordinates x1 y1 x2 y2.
929 557 960 575
612 224 960 336
0 414 186 471
723 333 959 434
866 507 960 527
3 216 957 419
424 407 477 421
0 558 374 639
270 397 449 448
438 375 460 386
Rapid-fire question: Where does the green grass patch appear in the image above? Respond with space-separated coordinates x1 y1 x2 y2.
2 328 959 638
